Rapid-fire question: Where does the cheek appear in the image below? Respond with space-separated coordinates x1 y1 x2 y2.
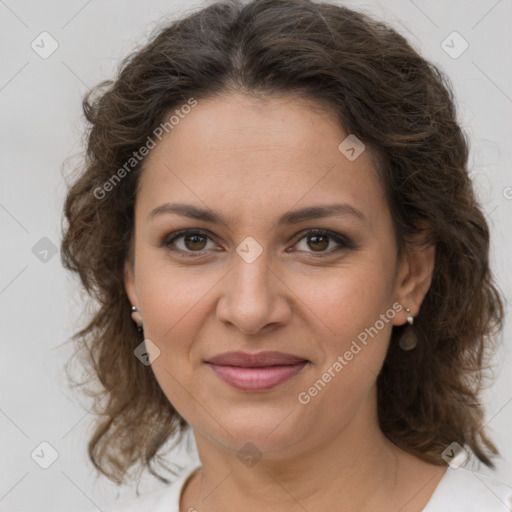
135 261 213 418
289 256 396 341
294 274 394 430
136 257 218 340
286 255 396 405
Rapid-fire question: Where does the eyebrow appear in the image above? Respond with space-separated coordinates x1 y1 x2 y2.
149 202 366 228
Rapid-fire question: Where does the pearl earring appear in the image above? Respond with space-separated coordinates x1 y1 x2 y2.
399 307 417 350
131 305 143 332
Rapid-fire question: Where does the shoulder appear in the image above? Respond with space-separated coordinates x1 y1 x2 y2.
83 465 201 512
424 466 512 512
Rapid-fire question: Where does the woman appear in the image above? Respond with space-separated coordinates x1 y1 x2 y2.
61 0 512 510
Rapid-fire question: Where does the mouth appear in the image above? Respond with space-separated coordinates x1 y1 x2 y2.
204 351 310 391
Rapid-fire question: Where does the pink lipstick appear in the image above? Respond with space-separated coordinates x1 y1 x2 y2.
205 351 309 391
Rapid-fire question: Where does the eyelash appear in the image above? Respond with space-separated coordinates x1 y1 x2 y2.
161 228 354 258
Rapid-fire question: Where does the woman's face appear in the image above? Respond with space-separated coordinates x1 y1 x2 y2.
125 92 420 457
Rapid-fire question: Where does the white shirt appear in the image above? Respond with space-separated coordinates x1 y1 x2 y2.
92 464 512 511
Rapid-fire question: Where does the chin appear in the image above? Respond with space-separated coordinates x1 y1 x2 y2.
199 406 309 456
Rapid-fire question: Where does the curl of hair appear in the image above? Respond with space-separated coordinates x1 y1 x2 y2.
61 0 504 485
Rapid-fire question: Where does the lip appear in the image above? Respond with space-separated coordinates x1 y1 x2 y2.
204 351 309 391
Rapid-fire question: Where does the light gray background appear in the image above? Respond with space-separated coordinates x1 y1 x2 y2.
1 0 511 510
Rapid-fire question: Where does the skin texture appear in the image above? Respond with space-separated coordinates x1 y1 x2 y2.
124 93 444 512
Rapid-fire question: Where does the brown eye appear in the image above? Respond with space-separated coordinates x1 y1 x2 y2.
163 229 216 256
183 233 207 251
306 234 329 252
293 229 352 256
163 228 353 258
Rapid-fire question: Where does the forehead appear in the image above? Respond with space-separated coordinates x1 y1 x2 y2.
136 93 387 229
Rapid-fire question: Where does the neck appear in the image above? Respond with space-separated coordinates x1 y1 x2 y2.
181 388 445 512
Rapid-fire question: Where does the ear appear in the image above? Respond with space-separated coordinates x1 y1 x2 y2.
393 231 435 326
124 258 138 308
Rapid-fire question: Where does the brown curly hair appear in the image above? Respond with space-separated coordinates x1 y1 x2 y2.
60 0 504 486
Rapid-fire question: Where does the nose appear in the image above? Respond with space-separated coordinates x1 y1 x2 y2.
216 249 292 335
